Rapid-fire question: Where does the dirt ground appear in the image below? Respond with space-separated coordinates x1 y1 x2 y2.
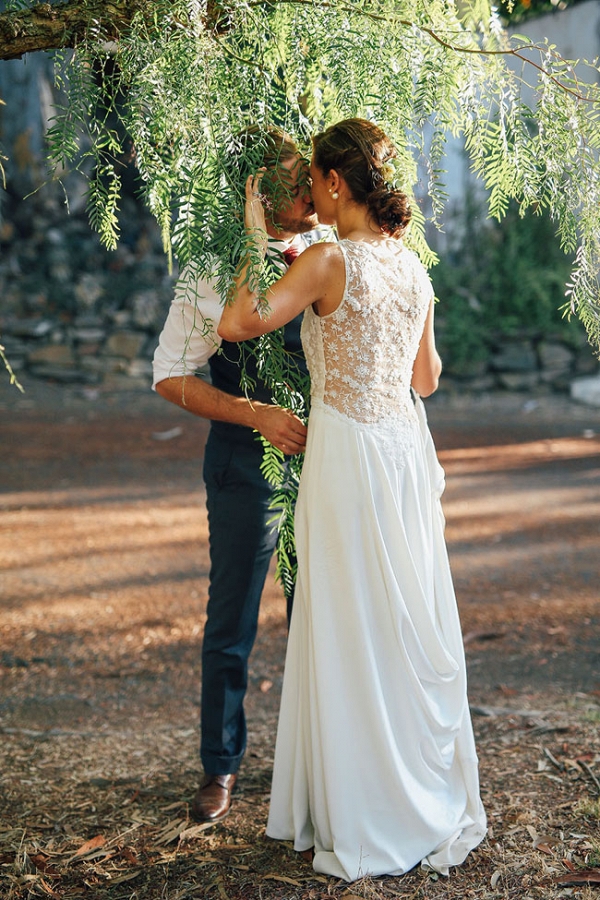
1 376 599 900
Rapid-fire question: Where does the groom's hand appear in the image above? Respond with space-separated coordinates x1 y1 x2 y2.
252 402 307 455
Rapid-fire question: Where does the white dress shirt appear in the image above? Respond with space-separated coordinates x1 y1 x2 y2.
152 235 308 390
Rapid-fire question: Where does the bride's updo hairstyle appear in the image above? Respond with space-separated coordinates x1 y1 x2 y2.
312 118 411 238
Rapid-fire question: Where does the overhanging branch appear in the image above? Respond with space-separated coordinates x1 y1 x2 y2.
1 0 597 106
0 0 153 60
0 0 230 61
264 0 599 104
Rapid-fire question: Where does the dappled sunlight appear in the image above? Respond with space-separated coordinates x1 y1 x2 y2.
0 485 204 512
437 435 599 590
450 538 598 589
446 498 600 543
0 486 211 633
439 435 600 474
0 496 207 570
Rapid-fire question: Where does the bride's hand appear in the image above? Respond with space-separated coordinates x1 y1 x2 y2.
244 170 268 237
240 170 267 296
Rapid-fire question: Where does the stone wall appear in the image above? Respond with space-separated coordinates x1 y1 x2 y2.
1 193 175 391
439 332 598 395
1 194 598 394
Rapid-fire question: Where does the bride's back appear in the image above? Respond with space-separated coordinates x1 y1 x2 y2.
301 239 433 427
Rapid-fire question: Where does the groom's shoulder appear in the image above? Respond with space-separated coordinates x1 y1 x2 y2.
301 226 337 248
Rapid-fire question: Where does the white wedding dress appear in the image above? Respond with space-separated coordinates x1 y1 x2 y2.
266 239 487 882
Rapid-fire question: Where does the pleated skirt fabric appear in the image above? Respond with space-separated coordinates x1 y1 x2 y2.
266 398 487 881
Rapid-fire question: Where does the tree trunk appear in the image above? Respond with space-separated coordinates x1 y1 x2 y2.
0 51 56 198
0 1 228 61
0 1 150 61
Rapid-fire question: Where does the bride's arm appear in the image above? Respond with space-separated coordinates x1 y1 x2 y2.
219 246 324 341
218 174 340 341
411 297 442 397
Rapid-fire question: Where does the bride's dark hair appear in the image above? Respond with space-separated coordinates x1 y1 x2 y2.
312 118 411 238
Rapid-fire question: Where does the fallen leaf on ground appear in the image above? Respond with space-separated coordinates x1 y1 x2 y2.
29 854 59 875
178 823 216 841
263 874 303 885
554 868 600 885
106 870 143 884
534 835 561 849
490 869 503 888
73 835 106 857
38 878 61 898
463 630 506 645
151 427 183 441
154 818 188 845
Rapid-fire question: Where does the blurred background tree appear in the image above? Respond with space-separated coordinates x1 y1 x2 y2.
499 0 584 24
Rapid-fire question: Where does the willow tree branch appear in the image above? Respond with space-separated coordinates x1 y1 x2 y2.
0 0 228 61
256 0 599 104
0 0 144 60
0 0 597 106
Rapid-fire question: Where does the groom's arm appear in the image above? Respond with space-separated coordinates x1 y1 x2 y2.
156 375 307 454
153 268 306 454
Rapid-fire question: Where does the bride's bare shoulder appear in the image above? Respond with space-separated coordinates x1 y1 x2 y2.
301 241 343 265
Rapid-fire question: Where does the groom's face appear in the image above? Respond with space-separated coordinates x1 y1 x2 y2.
266 155 318 239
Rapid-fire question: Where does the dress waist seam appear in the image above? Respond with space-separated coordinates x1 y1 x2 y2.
310 396 418 431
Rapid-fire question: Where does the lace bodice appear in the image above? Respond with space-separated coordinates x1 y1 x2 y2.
301 239 433 431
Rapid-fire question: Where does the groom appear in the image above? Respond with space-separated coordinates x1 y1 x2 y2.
153 127 318 823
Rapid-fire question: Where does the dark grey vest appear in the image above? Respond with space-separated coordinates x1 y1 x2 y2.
208 315 307 445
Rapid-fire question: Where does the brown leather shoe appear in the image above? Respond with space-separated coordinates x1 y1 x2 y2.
191 773 237 823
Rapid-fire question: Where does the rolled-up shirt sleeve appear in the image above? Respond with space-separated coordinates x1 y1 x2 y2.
152 265 223 390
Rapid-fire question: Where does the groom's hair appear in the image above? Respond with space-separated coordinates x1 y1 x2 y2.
224 126 301 214
226 126 298 183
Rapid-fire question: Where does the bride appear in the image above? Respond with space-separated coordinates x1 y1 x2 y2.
219 118 486 881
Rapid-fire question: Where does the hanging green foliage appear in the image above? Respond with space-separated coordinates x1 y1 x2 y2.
24 0 598 345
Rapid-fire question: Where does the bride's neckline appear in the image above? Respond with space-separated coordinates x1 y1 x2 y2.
340 237 405 254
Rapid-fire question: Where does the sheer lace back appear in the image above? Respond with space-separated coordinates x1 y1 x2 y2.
301 239 433 435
